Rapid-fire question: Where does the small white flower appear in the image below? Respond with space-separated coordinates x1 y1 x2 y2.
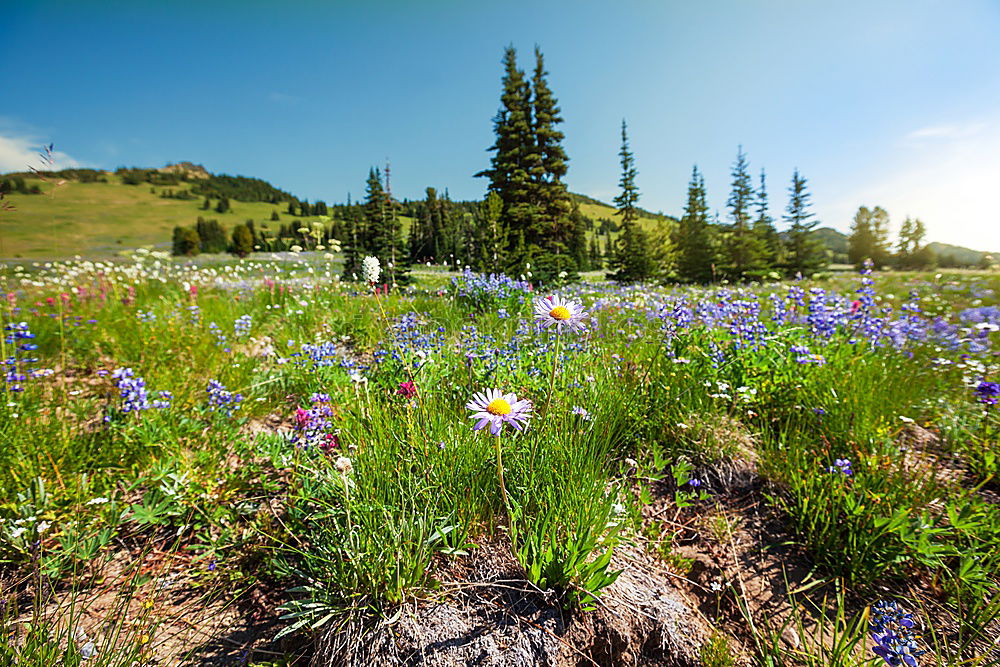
37 521 51 534
335 456 354 475
361 256 381 284
899 415 915 424
86 497 110 505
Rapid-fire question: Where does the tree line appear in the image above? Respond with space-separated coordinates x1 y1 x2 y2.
847 206 939 270
606 126 827 283
165 43 982 280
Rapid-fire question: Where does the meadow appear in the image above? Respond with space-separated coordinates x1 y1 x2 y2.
0 253 998 666
0 176 668 261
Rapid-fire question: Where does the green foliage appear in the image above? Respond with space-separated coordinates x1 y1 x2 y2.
171 225 200 256
608 121 662 283
194 217 228 254
699 631 738 667
753 168 784 269
230 223 254 257
849 205 892 268
674 165 717 283
1 254 999 660
723 146 766 278
783 169 826 276
476 45 581 284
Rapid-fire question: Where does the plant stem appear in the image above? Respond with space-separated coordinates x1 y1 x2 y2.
543 326 562 415
495 433 509 513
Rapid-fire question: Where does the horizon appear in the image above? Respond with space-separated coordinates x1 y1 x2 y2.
3 1 1000 251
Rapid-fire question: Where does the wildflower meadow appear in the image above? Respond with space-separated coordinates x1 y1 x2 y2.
0 252 997 665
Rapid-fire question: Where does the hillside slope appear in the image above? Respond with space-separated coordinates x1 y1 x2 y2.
0 176 302 258
0 171 672 259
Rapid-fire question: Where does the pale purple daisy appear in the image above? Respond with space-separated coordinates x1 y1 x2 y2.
532 294 588 332
466 388 532 435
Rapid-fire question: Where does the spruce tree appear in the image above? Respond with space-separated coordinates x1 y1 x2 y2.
477 191 506 270
783 169 825 276
341 194 363 280
476 45 578 283
674 165 716 282
752 169 782 269
723 146 763 278
608 120 652 283
912 218 927 250
380 163 410 286
589 236 602 269
477 45 535 256
568 203 589 273
530 46 573 266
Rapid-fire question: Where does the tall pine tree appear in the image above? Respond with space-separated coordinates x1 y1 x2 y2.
531 46 576 274
477 45 578 282
783 169 826 276
608 120 653 283
674 165 716 282
723 146 764 278
753 169 782 269
477 46 535 262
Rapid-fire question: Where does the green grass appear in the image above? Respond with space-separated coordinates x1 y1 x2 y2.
0 261 998 663
0 174 658 260
0 175 320 258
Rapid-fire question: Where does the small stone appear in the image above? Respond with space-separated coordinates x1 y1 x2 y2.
780 625 801 649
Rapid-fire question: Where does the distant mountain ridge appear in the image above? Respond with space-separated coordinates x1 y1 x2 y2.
805 226 996 267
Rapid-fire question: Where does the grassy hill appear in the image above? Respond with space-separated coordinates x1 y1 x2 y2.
0 174 314 258
0 170 671 259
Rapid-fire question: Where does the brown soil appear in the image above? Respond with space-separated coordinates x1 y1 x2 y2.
311 538 712 667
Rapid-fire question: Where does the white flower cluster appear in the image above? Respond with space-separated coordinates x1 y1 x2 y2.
362 256 381 284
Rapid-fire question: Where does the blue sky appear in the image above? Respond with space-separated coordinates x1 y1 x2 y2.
3 0 1000 249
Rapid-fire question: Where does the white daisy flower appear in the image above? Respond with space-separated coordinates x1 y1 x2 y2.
532 294 588 332
466 388 532 436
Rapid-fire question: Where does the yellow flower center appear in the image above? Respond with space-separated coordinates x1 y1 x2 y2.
549 305 571 321
486 398 512 415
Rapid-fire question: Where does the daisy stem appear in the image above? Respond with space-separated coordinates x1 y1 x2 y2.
543 326 562 416
495 433 509 513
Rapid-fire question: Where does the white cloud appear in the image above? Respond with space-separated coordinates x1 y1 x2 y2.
826 119 1000 251
905 122 986 141
0 134 82 172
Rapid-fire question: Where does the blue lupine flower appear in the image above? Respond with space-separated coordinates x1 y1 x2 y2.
828 458 853 476
870 600 924 667
234 314 252 337
111 368 171 413
975 380 1000 406
207 380 244 417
